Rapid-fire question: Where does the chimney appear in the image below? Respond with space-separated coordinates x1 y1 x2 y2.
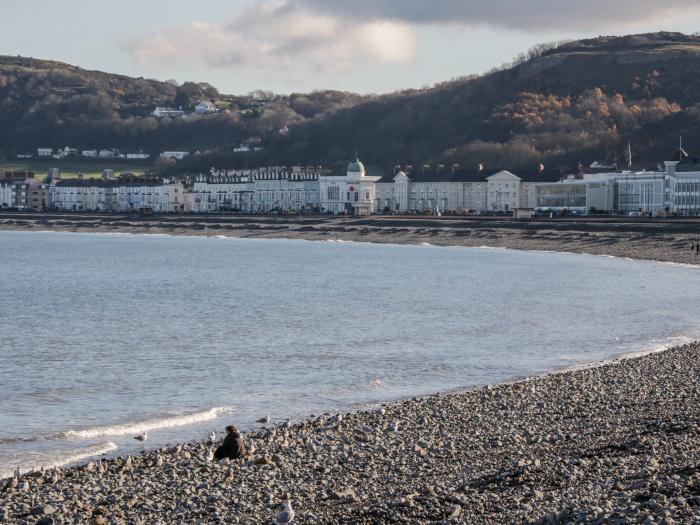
437 164 445 175
422 164 431 174
451 163 461 174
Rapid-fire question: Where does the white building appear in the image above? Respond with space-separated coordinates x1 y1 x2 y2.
161 151 190 161
99 149 119 159
82 150 98 158
37 148 53 157
126 153 151 160
50 177 186 213
319 158 380 215
152 106 185 118
195 101 217 114
375 166 563 214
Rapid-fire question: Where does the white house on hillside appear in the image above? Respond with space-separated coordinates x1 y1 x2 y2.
195 101 217 114
152 106 185 118
161 151 190 160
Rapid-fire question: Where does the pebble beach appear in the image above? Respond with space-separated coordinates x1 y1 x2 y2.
2 215 700 523
2 343 700 524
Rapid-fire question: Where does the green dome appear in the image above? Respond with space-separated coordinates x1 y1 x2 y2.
347 158 365 173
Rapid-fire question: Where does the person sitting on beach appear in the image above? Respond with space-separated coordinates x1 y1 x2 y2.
214 425 247 460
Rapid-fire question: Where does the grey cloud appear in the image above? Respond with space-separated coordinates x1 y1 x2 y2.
296 0 699 31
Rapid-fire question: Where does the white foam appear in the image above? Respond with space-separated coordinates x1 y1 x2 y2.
0 441 118 479
60 407 231 440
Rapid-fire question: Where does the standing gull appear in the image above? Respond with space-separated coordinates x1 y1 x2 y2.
256 415 271 424
134 432 148 443
275 501 295 524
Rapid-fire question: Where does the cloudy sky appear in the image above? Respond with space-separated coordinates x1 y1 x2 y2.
3 0 699 94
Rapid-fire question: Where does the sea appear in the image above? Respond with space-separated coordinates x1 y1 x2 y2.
1 230 699 477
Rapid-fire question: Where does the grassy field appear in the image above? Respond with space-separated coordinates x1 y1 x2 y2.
1 160 152 179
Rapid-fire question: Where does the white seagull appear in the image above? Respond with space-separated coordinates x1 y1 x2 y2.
257 415 271 424
275 501 295 524
208 431 217 444
205 447 214 462
134 432 148 443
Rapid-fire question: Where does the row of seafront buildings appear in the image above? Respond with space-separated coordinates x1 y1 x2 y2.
3 151 700 216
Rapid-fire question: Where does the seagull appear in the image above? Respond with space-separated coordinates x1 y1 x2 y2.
14 466 21 478
208 431 217 444
134 432 148 443
389 421 399 433
332 413 343 423
205 447 214 462
282 419 292 428
257 415 271 424
275 501 295 524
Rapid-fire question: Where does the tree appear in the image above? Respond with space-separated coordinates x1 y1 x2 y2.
174 88 192 110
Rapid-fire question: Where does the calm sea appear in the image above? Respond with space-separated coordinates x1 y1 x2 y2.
1 231 699 477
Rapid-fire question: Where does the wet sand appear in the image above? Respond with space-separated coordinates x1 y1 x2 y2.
1 212 700 265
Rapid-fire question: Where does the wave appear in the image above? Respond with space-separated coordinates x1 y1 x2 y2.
0 441 118 480
58 406 231 440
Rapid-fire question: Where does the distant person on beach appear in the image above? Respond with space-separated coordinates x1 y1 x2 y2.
214 425 247 460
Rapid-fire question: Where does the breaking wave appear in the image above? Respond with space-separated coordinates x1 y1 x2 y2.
58 407 231 440
0 441 118 480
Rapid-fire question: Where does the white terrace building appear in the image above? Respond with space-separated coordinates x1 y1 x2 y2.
375 166 563 213
50 177 186 213
206 165 326 213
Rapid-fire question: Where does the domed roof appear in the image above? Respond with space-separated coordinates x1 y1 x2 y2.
347 157 365 173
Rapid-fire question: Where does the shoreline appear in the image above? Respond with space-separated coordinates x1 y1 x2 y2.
1 213 699 266
2 342 700 523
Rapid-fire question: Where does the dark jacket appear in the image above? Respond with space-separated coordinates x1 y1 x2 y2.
214 431 246 460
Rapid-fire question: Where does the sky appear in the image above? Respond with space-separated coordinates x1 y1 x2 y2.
2 0 699 95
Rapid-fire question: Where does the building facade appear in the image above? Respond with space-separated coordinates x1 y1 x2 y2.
41 152 700 217
0 175 49 210
319 159 380 215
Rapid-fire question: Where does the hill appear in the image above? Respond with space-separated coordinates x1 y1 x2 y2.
2 32 700 173
0 56 365 162
260 32 700 172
